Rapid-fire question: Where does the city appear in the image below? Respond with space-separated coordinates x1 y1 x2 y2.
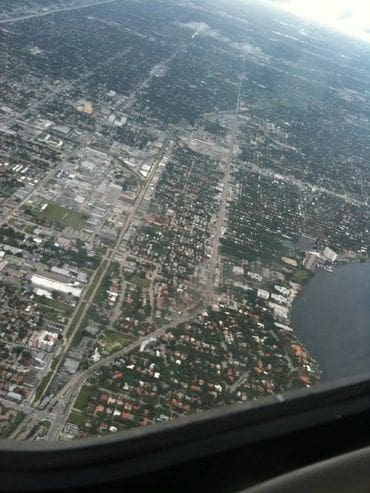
0 0 369 440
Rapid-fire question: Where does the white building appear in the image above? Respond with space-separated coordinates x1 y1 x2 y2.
30 330 58 352
323 247 338 263
268 302 289 320
270 293 288 305
257 289 270 300
51 266 71 277
274 285 291 297
232 266 244 276
31 274 82 298
248 272 263 282
7 391 22 402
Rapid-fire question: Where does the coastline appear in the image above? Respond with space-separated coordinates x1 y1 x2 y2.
289 259 370 382
281 255 369 385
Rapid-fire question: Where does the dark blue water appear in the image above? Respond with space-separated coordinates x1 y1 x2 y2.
291 263 370 382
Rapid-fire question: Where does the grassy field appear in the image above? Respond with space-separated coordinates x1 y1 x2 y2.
0 412 26 439
68 301 87 336
34 364 57 402
37 201 87 230
67 411 86 427
85 260 108 299
98 330 130 353
220 250 244 263
34 295 73 315
24 224 36 233
289 268 313 284
124 272 150 288
74 386 95 412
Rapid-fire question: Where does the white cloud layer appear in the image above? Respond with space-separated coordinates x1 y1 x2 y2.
270 0 370 42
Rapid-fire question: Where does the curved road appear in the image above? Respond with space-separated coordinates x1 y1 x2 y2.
46 310 201 440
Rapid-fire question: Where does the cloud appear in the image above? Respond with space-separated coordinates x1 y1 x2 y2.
230 41 264 57
268 0 370 42
178 21 230 43
178 21 268 59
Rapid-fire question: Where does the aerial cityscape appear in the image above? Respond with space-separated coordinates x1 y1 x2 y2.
0 0 369 441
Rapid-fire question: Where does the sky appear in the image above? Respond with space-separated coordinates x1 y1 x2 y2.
268 0 370 42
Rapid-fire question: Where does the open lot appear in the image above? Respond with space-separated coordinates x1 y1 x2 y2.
98 330 130 354
37 201 87 230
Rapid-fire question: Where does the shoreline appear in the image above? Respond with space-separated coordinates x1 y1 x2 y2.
282 257 368 383
289 258 370 381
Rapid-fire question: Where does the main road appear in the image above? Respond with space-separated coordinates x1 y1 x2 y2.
205 61 245 305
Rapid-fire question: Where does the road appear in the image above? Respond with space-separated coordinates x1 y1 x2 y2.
0 396 55 421
205 61 245 305
0 0 118 24
0 396 57 440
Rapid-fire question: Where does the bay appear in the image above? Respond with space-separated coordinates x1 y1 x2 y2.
291 262 370 382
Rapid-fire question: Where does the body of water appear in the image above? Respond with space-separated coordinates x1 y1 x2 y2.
291 262 370 382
